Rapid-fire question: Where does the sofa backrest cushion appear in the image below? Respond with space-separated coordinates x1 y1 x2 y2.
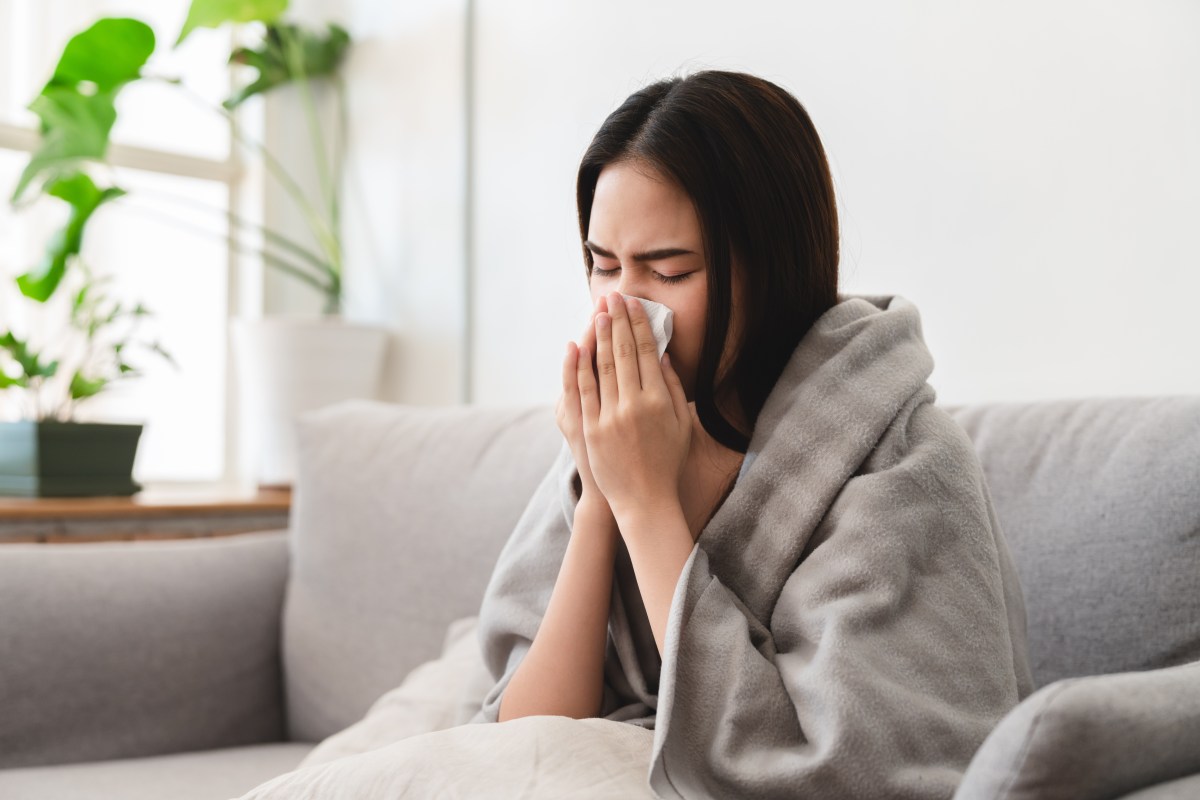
282 400 559 742
944 396 1200 689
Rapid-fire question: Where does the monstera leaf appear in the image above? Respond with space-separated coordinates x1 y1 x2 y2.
10 18 154 204
223 21 350 109
176 0 287 46
17 172 126 302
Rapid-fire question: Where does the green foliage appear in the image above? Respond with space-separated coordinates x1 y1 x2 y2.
0 263 178 418
66 263 178 404
176 0 287 46
11 18 154 204
17 173 126 302
0 331 60 389
224 22 350 109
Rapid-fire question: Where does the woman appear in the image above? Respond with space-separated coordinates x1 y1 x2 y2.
470 70 1033 800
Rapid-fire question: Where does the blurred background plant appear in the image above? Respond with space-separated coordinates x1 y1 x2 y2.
173 0 351 315
0 18 177 422
0 1 351 421
0 258 177 422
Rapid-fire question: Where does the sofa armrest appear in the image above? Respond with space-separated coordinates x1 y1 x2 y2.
954 659 1200 800
0 529 291 769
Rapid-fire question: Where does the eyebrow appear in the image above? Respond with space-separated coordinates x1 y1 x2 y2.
584 240 696 262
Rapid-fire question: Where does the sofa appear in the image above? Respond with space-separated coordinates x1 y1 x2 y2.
0 395 1197 799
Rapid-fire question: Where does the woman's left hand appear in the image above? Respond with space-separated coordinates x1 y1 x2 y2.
578 291 692 526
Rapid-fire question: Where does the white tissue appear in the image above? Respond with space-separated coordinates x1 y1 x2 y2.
620 294 674 360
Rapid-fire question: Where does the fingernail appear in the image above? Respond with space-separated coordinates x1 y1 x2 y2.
596 313 610 329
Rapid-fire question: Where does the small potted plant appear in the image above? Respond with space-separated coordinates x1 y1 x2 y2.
0 18 176 497
0 258 177 497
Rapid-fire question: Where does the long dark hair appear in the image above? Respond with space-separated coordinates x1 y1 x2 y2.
576 70 840 453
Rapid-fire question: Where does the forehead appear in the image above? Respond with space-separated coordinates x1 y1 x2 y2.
589 161 701 249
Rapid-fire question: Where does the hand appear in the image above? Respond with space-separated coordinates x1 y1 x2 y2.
557 295 611 515
577 291 691 526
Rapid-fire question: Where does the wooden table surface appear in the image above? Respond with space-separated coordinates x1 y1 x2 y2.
0 485 293 543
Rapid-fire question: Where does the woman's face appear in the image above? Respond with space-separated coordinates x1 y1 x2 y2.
586 159 742 406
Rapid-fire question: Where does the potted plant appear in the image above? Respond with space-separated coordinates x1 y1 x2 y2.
176 0 389 488
3 5 388 492
0 18 177 497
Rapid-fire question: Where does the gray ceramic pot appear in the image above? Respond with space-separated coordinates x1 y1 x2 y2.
0 420 144 497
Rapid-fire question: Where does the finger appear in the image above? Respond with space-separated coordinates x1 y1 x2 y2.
561 340 576 395
624 294 669 398
594 310 618 408
606 292 642 392
589 295 607 377
562 341 579 406
578 296 607 379
577 343 600 425
577 295 604 348
661 351 689 423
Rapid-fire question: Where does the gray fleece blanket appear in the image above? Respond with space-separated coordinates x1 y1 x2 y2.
469 292 1035 799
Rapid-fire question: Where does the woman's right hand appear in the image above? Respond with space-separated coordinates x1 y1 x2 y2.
557 295 612 517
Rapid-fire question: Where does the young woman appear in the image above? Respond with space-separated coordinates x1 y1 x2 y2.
471 70 1033 800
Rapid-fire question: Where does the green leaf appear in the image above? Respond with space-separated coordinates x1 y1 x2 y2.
12 89 117 203
16 172 126 302
0 331 58 378
69 370 108 400
147 340 180 370
49 18 156 93
223 22 350 109
176 0 288 46
0 371 28 389
10 18 154 202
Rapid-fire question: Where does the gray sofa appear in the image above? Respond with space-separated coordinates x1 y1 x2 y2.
0 395 1197 799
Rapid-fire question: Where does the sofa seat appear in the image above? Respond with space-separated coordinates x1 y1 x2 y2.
0 742 314 800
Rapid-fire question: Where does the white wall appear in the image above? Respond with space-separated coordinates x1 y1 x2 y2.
293 0 1200 409
277 0 467 406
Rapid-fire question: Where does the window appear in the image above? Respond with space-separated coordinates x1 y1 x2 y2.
0 0 258 484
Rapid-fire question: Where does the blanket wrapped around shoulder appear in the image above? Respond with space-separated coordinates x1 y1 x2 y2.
468 292 1035 800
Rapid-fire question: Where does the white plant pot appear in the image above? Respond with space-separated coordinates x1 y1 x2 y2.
230 316 389 487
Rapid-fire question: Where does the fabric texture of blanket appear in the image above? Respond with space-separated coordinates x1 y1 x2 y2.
469 291 1035 800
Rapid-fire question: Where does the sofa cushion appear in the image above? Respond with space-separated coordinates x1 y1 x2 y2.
235 717 655 800
953 659 1200 800
0 742 313 800
945 396 1200 687
283 401 560 741
297 615 493 769
0 530 289 769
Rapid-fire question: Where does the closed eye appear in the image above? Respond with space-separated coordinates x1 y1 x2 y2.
591 266 691 285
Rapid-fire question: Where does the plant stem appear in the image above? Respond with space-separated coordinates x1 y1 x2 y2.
123 202 334 295
332 74 348 246
277 24 338 274
135 186 334 278
158 77 343 287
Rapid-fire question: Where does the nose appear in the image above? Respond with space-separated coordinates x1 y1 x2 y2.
615 273 651 303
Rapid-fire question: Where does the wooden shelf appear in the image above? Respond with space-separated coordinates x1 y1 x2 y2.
0 487 292 521
0 485 292 543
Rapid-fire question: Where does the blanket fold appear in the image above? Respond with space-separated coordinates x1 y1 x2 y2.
471 292 1034 800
